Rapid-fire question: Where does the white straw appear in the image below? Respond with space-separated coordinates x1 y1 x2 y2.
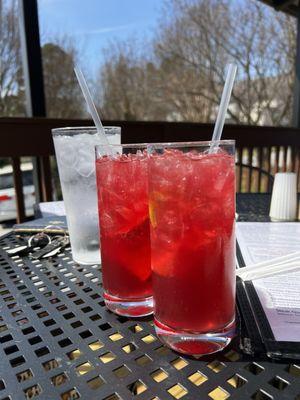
237 261 300 281
210 63 237 149
74 67 109 145
238 251 300 270
237 251 300 281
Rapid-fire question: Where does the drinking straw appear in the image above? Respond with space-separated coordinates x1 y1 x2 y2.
237 260 300 281
210 63 237 150
74 67 109 145
236 251 300 279
237 251 300 271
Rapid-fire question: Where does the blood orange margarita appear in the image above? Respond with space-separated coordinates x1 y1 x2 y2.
96 146 152 317
148 141 236 355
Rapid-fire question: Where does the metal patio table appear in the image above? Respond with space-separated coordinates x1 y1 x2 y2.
0 194 299 400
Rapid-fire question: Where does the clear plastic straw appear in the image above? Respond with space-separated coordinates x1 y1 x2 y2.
210 63 237 151
237 261 300 281
74 67 109 145
236 251 300 281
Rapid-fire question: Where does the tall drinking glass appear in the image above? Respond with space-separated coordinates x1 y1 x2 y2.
52 127 121 265
148 140 236 356
95 144 153 317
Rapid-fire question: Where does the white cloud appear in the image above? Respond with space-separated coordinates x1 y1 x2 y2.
74 23 137 36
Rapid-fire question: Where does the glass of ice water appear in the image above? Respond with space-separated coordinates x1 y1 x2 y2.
52 126 121 265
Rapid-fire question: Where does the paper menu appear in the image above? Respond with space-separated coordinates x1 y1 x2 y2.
39 201 66 217
236 222 300 342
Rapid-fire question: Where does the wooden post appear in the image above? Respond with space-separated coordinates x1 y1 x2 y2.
18 1 50 219
11 158 26 223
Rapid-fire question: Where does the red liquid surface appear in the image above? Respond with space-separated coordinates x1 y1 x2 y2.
96 153 151 300
149 150 236 333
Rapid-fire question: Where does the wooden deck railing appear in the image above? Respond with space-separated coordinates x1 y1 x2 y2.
0 117 299 222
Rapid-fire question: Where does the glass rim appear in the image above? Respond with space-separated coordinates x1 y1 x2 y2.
96 139 234 151
52 126 121 136
96 143 149 150
147 139 235 148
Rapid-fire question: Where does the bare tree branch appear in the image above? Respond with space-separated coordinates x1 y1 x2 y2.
98 0 296 126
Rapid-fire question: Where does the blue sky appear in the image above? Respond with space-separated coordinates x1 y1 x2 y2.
38 0 163 77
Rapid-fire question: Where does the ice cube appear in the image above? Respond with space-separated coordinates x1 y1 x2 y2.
151 247 177 277
74 147 95 177
55 137 77 167
75 162 94 177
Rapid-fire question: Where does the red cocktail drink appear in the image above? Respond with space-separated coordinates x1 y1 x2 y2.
148 141 236 355
96 145 152 317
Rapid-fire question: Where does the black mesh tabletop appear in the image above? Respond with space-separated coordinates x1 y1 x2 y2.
236 193 271 222
0 195 299 400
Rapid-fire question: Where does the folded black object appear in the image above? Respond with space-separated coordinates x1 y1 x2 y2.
236 243 300 360
13 216 68 234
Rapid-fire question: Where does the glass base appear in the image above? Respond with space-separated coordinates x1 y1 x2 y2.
72 253 101 265
154 318 236 357
104 292 153 317
73 257 100 265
